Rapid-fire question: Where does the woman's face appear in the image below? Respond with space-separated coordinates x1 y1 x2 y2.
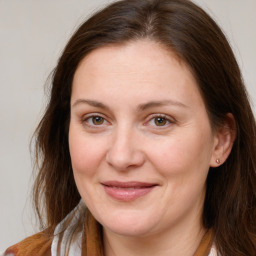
69 40 219 238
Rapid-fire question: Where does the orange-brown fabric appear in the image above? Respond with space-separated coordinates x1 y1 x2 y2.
194 230 214 256
4 230 52 256
83 212 103 256
4 216 213 256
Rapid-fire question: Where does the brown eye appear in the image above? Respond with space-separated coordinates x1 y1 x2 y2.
92 116 104 125
154 117 168 126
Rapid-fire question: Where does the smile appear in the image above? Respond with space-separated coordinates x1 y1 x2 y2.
101 181 157 201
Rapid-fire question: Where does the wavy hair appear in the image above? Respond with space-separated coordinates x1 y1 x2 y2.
33 0 256 255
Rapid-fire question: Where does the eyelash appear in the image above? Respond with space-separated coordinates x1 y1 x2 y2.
81 113 175 128
81 114 109 127
145 114 174 128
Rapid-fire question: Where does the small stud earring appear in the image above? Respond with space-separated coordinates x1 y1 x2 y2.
216 159 220 164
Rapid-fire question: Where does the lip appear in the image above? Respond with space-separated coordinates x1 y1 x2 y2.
101 181 158 201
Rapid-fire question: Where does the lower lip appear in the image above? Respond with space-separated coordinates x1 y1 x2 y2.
103 185 155 201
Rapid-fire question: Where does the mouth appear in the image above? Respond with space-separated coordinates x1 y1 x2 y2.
101 181 158 201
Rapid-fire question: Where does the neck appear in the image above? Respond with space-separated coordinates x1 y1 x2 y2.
103 218 206 256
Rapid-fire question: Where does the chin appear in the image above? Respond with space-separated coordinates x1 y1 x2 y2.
98 211 158 237
105 222 154 237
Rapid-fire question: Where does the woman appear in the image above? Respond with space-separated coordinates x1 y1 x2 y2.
4 0 256 255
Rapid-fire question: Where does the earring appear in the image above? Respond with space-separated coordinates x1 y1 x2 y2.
216 159 220 164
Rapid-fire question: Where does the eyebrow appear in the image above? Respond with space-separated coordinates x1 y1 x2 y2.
72 99 188 110
72 99 110 110
138 100 188 110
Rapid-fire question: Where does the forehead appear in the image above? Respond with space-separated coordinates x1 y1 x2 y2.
75 40 185 78
72 40 204 111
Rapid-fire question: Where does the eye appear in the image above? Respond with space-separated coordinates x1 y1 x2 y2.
91 116 104 125
153 116 168 126
83 115 108 126
146 114 173 128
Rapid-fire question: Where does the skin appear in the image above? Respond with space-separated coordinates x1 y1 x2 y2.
69 40 232 256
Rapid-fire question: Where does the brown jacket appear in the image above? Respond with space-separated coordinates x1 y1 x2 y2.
4 226 213 256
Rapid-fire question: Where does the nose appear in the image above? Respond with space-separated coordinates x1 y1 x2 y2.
106 127 145 171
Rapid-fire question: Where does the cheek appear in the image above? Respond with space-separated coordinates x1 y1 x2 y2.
145 129 214 177
69 128 106 176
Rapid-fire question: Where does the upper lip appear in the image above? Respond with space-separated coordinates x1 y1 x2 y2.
101 181 158 188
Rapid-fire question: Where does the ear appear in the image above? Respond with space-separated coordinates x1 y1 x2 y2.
210 113 236 167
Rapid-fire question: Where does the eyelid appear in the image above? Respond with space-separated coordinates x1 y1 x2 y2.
81 113 110 127
144 113 176 127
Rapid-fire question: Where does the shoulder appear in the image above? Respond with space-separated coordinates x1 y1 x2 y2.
3 230 52 256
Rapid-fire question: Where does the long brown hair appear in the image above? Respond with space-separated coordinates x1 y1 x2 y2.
33 0 256 254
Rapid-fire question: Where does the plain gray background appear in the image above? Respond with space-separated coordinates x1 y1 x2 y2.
0 0 255 251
